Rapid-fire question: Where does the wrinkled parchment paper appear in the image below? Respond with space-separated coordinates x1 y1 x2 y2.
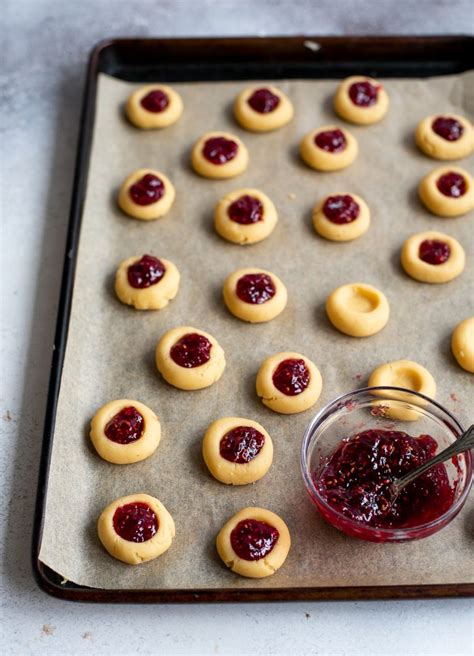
39 72 473 590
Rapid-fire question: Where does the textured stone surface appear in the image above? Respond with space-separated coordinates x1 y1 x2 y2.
1 1 473 654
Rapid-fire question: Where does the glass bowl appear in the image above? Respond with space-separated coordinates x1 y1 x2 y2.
301 386 472 542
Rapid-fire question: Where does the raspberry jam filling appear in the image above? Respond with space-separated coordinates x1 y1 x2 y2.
228 195 263 224
113 502 158 542
348 80 379 107
314 429 454 529
140 89 170 113
170 333 212 368
203 137 238 165
272 358 310 396
104 406 144 444
127 255 166 289
432 116 464 142
129 173 165 205
219 426 265 464
230 519 279 561
247 87 280 113
436 172 467 198
314 129 347 153
419 239 451 265
236 273 276 305
323 195 360 224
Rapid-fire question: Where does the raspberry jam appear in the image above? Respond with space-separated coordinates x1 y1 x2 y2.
315 129 346 153
129 174 165 205
272 359 310 396
230 519 279 561
219 426 265 464
127 255 165 288
323 195 360 224
236 273 276 305
314 429 454 529
170 333 212 368
436 172 467 198
113 502 158 542
432 117 464 142
248 87 280 113
104 406 144 444
348 80 379 107
419 239 450 265
203 137 238 165
228 195 263 224
140 89 170 113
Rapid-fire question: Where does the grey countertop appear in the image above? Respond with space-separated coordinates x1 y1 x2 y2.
2 1 473 654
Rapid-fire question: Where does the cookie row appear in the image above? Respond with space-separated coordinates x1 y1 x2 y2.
125 78 474 162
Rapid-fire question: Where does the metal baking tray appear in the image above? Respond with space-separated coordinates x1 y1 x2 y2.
32 35 474 602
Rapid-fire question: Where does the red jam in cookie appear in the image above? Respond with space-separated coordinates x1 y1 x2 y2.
127 255 166 288
170 333 212 368
236 273 276 305
140 89 170 113
272 359 310 396
314 429 454 528
348 80 379 107
418 239 451 265
104 406 145 444
203 137 238 165
323 195 360 224
230 519 279 560
436 172 467 198
248 88 280 113
228 195 263 224
431 117 464 142
113 502 158 542
219 426 265 464
314 129 347 153
129 174 165 205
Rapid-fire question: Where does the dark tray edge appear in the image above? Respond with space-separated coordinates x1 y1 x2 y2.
32 35 474 604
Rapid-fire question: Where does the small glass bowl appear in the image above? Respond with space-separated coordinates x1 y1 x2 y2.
301 386 472 542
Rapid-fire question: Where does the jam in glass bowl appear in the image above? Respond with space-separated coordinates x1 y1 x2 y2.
301 387 472 542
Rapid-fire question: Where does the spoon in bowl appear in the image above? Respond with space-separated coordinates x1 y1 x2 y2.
388 424 474 502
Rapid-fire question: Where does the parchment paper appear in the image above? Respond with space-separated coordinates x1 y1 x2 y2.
39 72 474 590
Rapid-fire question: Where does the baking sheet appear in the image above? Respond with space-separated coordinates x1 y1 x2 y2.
39 72 474 590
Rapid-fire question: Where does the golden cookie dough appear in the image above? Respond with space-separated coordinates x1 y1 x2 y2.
118 168 176 220
368 360 436 421
415 114 473 160
223 267 287 323
115 255 180 310
326 283 390 337
451 317 474 373
98 493 175 565
256 351 323 414
216 507 291 578
312 192 370 241
333 76 389 125
155 326 226 391
234 85 294 132
202 417 273 485
401 231 465 284
90 399 161 465
191 131 249 179
214 188 278 245
300 125 358 171
418 166 474 217
125 84 183 129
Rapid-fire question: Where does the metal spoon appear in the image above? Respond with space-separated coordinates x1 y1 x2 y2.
389 424 474 501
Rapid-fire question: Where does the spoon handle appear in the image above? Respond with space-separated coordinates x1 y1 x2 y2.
393 424 474 495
